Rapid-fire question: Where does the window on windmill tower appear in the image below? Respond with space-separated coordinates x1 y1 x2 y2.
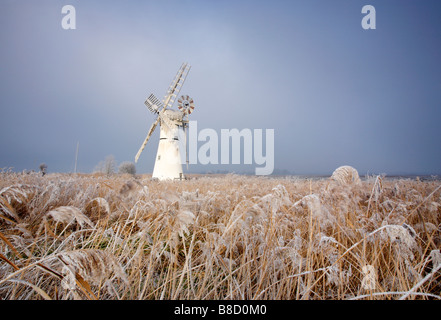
158 155 161 160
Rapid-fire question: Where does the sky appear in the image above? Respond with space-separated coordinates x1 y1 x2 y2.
0 0 440 176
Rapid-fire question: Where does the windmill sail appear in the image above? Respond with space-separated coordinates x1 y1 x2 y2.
144 93 163 114
163 63 191 110
135 117 160 163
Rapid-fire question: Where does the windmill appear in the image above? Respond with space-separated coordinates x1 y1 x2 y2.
135 63 195 180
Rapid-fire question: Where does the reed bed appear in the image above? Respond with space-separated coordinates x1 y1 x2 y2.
0 170 440 300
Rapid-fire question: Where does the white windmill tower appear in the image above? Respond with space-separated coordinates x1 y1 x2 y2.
135 63 195 180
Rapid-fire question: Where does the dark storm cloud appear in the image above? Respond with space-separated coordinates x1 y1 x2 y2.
0 0 440 175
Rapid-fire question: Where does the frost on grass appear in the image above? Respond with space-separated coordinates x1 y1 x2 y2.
55 249 128 299
0 184 40 222
430 250 441 269
0 172 440 300
46 206 95 229
331 165 361 185
175 210 195 238
56 249 127 285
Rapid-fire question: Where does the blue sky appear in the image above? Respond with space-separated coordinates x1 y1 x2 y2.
0 0 440 175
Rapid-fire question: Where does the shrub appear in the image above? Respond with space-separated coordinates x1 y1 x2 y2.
118 162 136 175
94 155 116 175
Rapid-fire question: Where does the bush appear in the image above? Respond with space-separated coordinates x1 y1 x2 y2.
94 155 116 175
118 161 136 175
39 163 47 176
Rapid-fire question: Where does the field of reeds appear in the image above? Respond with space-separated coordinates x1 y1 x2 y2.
0 169 440 300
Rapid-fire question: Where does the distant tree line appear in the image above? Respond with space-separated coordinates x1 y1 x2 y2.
94 155 136 176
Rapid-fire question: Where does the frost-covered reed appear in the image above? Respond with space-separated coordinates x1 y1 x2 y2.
0 171 440 299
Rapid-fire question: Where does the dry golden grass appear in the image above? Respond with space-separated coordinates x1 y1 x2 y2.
0 170 440 300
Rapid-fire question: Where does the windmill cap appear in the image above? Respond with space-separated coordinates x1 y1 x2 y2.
163 109 184 121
